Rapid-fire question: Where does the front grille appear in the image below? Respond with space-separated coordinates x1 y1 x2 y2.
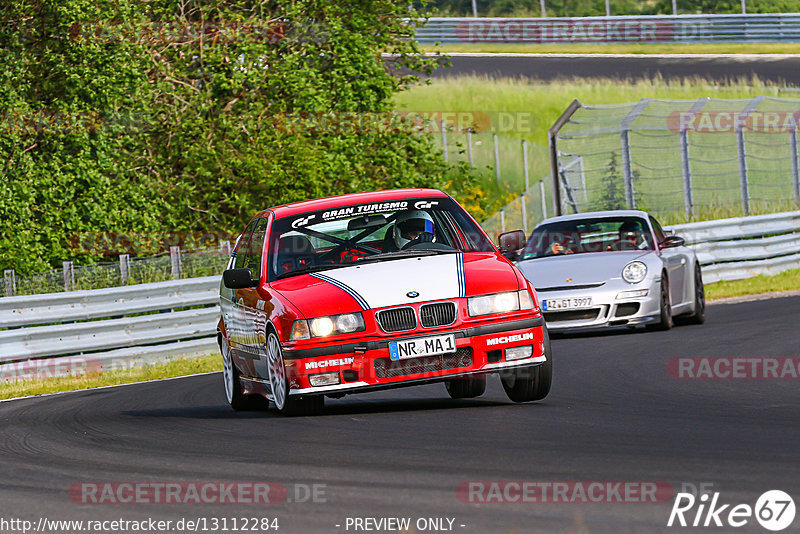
374 347 473 379
544 308 601 323
419 302 457 328
615 303 640 317
376 307 417 333
537 282 605 292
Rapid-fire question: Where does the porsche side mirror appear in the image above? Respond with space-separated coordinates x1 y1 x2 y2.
659 235 685 249
223 268 258 289
498 230 526 259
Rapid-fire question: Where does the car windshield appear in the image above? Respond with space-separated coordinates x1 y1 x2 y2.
521 216 655 260
267 196 494 281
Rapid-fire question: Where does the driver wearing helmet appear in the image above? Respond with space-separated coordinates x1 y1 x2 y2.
386 210 435 252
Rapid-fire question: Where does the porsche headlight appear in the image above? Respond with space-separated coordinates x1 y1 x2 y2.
291 312 365 340
468 290 534 317
622 261 647 284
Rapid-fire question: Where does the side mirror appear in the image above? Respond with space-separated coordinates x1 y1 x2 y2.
659 235 685 249
223 268 258 289
498 230 526 256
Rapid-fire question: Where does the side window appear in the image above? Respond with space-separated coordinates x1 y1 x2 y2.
233 219 259 269
245 218 269 279
650 216 666 244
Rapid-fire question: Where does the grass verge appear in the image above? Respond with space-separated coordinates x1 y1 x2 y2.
705 268 800 301
421 43 800 55
0 354 221 401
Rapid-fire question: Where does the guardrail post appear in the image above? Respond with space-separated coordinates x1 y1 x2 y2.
539 180 547 219
119 254 130 285
521 193 528 234
522 139 530 191
63 261 74 292
467 130 474 166
493 133 501 184
4 269 15 297
441 121 448 162
170 246 182 280
500 209 506 233
790 126 800 203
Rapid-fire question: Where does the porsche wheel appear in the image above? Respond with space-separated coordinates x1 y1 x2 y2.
220 334 255 411
266 332 323 416
647 276 673 331
678 263 705 325
445 374 486 399
500 327 552 403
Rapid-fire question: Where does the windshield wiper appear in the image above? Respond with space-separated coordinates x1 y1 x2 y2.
355 249 457 265
274 263 344 280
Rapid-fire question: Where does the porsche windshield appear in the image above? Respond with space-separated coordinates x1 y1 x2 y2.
268 197 494 281
521 217 655 260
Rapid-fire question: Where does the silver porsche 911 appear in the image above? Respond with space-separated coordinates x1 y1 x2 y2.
510 210 705 332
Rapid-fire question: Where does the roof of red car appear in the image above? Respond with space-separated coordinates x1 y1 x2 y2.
263 189 449 219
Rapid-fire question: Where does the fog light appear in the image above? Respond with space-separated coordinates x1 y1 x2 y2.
616 289 649 299
505 345 533 361
309 372 340 387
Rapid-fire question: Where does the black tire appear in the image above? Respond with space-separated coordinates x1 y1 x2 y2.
647 275 673 331
445 374 487 399
220 334 265 411
500 326 552 403
677 263 706 325
266 331 324 416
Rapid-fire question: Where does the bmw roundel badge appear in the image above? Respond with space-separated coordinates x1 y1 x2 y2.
407 291 420 298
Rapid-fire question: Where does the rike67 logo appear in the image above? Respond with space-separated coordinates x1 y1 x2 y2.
668 490 795 531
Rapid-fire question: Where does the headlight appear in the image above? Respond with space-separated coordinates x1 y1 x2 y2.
468 290 534 317
622 261 647 284
290 312 365 340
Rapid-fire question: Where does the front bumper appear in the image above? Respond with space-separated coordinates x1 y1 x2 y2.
281 317 547 396
539 279 661 332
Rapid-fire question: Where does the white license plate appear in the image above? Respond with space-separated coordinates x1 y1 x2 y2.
543 297 593 311
389 334 456 361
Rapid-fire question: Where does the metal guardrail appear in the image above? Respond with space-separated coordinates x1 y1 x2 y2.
0 277 221 381
417 14 800 44
665 211 800 283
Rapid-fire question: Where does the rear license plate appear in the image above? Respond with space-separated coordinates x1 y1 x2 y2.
542 297 593 311
389 334 456 361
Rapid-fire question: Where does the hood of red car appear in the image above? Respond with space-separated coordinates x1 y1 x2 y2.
270 251 519 317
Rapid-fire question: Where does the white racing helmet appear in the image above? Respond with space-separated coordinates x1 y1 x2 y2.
393 210 435 249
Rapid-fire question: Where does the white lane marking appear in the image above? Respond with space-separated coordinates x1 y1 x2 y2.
0 371 221 404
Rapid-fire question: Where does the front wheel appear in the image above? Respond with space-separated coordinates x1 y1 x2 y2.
266 332 324 416
445 374 486 399
647 277 673 331
500 327 552 403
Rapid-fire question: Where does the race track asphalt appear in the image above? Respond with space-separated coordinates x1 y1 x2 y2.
1 296 798 534
431 54 800 85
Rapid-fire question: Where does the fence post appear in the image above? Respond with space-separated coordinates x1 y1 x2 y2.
220 240 232 255
441 121 448 162
119 254 130 285
619 99 651 210
680 130 694 221
63 261 74 292
493 133 501 184
791 126 800 203
500 209 506 234
467 130 474 167
170 246 182 280
4 269 15 297
521 193 528 234
736 96 764 217
539 180 547 219
522 139 530 191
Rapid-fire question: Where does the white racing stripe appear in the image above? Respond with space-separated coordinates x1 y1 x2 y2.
313 254 464 309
